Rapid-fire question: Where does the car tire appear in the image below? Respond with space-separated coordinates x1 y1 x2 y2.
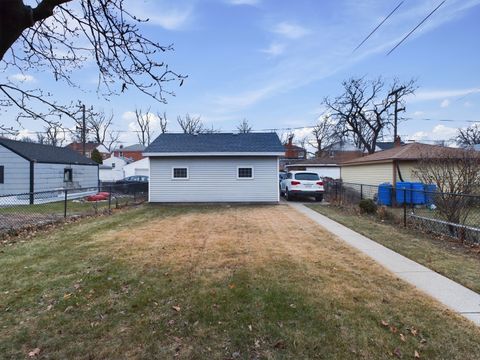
315 194 323 202
285 189 294 201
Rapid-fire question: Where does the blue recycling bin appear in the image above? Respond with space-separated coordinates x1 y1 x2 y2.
378 183 393 206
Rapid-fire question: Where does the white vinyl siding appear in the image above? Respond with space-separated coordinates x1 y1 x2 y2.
149 156 279 202
341 162 394 186
34 163 98 191
0 145 30 195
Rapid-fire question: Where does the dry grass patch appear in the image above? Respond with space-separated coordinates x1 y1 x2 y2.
1 204 480 359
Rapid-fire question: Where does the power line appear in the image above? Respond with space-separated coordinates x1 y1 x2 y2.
353 1 404 52
387 0 447 56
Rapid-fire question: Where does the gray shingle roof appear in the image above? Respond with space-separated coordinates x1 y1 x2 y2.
0 138 98 165
144 133 284 154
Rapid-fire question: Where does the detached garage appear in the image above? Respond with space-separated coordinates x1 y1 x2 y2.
144 133 284 203
0 138 98 203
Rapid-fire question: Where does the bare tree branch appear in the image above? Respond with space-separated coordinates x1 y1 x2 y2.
236 118 252 133
134 107 153 146
456 124 480 147
177 113 204 134
1 0 186 130
157 111 168 134
324 77 416 154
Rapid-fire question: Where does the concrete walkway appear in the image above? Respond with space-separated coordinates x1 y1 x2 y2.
288 202 480 326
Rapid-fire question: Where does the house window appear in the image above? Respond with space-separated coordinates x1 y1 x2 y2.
64 168 73 182
0 166 4 184
237 167 253 179
172 167 188 179
111 163 116 169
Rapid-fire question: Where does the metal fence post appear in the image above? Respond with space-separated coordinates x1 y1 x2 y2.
64 189 68 218
403 188 407 227
360 184 363 200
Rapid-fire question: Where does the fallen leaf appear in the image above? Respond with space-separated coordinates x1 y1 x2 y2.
393 348 402 358
46 304 53 311
63 293 72 300
389 325 398 334
228 283 236 289
172 305 181 312
28 348 41 357
410 327 418 336
414 350 420 359
274 340 286 349
400 333 406 342
381 320 389 327
248 324 252 332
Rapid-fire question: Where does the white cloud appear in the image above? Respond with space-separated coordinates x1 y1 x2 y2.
260 42 286 57
9 73 36 83
440 99 450 108
411 88 480 102
129 1 193 30
464 101 473 108
272 22 309 39
409 124 458 142
227 0 260 5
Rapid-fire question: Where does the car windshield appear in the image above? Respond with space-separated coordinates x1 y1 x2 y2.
294 173 319 181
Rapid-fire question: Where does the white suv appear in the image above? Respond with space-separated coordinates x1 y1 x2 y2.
280 171 324 201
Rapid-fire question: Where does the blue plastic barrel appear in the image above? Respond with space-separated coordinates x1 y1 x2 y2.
396 182 412 204
378 183 393 206
424 184 437 206
411 182 425 205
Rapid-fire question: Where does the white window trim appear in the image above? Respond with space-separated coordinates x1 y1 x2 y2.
237 166 254 180
171 166 189 180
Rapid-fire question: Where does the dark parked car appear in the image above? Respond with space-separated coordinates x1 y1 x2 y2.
115 175 149 194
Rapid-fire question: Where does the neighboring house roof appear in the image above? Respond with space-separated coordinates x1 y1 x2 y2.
287 150 363 166
65 142 101 152
0 138 98 165
343 142 471 165
283 144 305 152
375 141 404 151
122 144 146 151
286 157 339 167
144 133 284 154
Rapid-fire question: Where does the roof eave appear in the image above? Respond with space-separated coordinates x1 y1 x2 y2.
143 151 285 157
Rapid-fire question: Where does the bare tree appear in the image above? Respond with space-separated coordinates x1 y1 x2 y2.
324 77 416 154
310 116 341 156
0 0 186 130
44 122 65 147
413 147 480 237
236 119 252 133
36 132 46 144
456 124 480 147
87 110 119 151
134 108 154 146
177 114 204 134
157 111 168 134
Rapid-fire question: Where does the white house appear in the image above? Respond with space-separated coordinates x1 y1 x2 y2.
99 155 131 181
143 133 284 203
0 138 98 203
123 157 150 178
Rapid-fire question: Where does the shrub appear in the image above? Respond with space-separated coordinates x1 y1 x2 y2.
359 199 377 214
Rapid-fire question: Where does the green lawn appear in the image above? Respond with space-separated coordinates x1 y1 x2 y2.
1 204 480 359
309 204 480 293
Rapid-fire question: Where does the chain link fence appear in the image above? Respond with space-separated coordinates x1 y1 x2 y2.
0 183 148 238
324 180 480 244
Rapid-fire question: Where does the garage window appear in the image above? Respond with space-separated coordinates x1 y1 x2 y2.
237 167 253 179
64 168 73 182
172 167 188 179
0 166 4 184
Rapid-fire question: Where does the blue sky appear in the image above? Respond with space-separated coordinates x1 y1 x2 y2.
5 0 480 145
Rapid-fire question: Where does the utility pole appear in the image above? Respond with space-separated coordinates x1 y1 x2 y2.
82 104 86 156
389 86 406 140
